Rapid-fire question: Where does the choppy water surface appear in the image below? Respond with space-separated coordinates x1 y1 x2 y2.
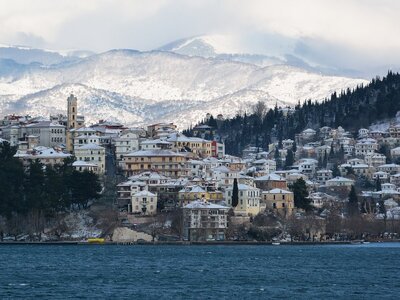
1 243 400 299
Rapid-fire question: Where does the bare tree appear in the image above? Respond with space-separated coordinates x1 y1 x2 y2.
252 101 267 120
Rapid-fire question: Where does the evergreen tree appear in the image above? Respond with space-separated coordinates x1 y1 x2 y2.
274 147 282 170
0 142 24 219
376 176 382 191
291 178 312 211
231 178 239 208
331 163 341 177
292 141 297 153
322 150 328 168
285 149 294 169
348 185 359 216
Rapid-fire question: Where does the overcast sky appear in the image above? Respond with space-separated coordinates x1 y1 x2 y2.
0 0 399 74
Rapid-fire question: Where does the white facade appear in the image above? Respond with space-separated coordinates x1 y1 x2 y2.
115 131 140 160
225 184 261 216
131 190 158 215
74 143 106 174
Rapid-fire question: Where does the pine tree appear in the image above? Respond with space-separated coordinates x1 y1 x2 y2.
231 178 239 208
348 185 359 216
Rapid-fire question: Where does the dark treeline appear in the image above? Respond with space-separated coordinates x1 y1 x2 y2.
0 142 101 239
185 71 400 155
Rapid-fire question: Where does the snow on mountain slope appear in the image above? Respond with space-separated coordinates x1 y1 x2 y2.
0 44 92 66
0 49 368 129
158 35 286 67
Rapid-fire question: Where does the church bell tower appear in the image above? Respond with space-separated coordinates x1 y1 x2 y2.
66 94 78 152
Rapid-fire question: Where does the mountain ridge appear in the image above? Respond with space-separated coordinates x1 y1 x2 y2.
0 42 368 129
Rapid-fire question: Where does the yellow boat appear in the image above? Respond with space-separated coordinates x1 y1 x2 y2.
87 238 105 244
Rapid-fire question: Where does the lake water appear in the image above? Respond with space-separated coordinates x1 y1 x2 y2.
1 243 400 299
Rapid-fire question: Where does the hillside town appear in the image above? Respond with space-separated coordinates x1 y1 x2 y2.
1 94 400 243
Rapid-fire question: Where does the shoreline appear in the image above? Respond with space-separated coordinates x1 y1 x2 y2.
1 240 400 246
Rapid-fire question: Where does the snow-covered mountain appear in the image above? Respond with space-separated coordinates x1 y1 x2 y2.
0 44 93 65
158 35 286 67
0 44 368 129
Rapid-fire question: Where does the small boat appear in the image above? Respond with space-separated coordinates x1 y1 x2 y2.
87 238 105 244
272 242 281 246
362 241 370 244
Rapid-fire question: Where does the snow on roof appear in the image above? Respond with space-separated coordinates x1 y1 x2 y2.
302 128 316 133
327 176 354 183
352 164 369 168
211 166 231 173
141 139 172 145
184 199 228 209
75 134 100 140
72 160 98 167
356 138 377 144
263 188 292 194
125 149 184 157
226 184 258 191
378 164 400 168
25 121 64 128
71 127 96 133
167 133 205 143
75 143 105 150
254 173 284 181
133 190 157 197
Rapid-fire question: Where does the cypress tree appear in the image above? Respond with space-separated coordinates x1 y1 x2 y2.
232 178 239 208
348 185 359 216
285 149 294 169
376 177 382 191
331 163 341 177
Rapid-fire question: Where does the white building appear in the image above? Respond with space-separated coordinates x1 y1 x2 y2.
326 177 355 187
316 169 333 184
225 184 261 216
131 190 158 215
183 200 228 241
355 138 378 157
74 143 106 174
114 131 140 160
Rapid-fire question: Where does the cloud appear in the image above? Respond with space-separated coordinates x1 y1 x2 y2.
0 0 399 76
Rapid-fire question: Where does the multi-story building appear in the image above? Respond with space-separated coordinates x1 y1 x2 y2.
73 143 106 174
24 121 66 147
2 122 66 147
376 164 400 175
262 188 294 217
121 149 188 178
254 173 288 190
225 184 261 216
355 138 378 157
167 134 212 158
316 169 333 184
365 153 387 167
14 146 71 167
183 200 228 241
178 185 223 206
147 123 177 138
131 190 158 215
114 131 140 160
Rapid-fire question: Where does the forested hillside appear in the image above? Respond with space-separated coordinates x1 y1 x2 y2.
185 71 400 155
